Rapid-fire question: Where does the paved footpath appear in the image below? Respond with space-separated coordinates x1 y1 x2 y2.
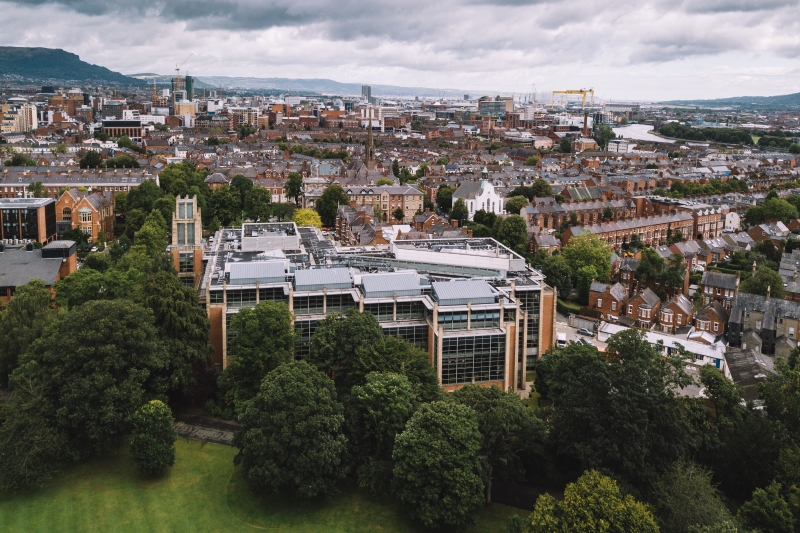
174 413 240 446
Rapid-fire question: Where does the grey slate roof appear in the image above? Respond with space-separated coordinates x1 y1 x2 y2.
0 248 63 287
452 181 484 200
701 271 739 290
639 288 661 308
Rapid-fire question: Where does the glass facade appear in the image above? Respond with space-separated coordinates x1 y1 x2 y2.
441 334 505 385
179 252 194 273
0 204 56 242
295 320 318 359
383 324 429 349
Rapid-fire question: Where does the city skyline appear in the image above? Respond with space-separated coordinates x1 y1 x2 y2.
2 0 800 101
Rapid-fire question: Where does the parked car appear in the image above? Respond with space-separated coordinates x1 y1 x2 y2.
577 327 594 337
578 338 595 346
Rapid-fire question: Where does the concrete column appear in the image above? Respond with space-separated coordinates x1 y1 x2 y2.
222 310 228 369
504 323 512 392
437 326 444 385
223 281 227 307
467 302 472 330
499 298 505 328
323 287 327 315
359 293 364 313
288 285 294 313
255 281 260 305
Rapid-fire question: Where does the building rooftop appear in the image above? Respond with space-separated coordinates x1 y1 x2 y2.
0 197 54 209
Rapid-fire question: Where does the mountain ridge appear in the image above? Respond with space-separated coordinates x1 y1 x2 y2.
0 47 143 86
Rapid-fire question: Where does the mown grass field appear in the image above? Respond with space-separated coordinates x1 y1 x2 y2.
0 438 524 533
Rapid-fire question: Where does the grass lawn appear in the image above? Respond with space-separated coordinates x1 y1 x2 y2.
0 438 525 533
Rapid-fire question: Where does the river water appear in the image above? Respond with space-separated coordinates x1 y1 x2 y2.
611 124 675 143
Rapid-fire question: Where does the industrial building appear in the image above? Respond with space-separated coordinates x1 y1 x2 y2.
199 223 556 392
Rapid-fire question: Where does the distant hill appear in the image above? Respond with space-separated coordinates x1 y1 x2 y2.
0 47 142 85
129 73 483 98
661 92 800 111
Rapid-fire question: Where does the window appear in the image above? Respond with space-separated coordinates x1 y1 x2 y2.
80 211 92 223
62 207 72 219
628 305 633 314
677 315 682 325
179 252 194 273
597 299 603 308
713 322 719 332
612 301 617 311
790 327 796 338
177 223 185 245
756 320 762 331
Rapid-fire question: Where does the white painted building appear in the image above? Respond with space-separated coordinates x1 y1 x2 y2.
724 211 741 232
452 176 505 220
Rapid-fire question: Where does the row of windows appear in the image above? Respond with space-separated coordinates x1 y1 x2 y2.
210 288 289 306
438 311 501 330
383 324 428 349
441 335 505 385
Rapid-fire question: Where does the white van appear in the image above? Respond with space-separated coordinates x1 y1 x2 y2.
556 332 567 348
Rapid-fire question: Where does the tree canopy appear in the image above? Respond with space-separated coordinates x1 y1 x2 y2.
562 233 613 282
292 208 322 228
740 265 785 299
505 195 529 215
315 184 349 227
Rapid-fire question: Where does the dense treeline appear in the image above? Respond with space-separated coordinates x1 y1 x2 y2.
659 122 754 144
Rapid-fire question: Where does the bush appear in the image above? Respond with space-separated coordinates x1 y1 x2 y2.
557 299 580 316
130 400 177 476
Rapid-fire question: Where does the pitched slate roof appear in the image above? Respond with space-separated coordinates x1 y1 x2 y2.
701 271 739 290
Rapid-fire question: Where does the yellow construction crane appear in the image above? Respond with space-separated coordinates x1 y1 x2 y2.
550 88 595 110
173 52 194 92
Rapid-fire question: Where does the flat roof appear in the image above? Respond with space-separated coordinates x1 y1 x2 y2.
0 198 54 209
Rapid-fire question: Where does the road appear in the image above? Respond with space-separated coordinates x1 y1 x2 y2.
555 312 607 352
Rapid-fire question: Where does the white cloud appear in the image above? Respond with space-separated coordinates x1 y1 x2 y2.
2 0 800 100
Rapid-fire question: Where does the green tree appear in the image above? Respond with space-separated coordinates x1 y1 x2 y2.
315 184 349 227
493 215 529 256
543 330 693 490
524 470 659 533
437 184 454 211
129 400 177 476
744 198 799 226
376 177 394 186
116 135 137 150
138 271 211 394
53 268 142 309
221 301 295 407
392 159 400 177
392 207 405 222
84 251 112 272
79 151 103 169
636 247 665 286
126 179 163 214
505 195 529 215
134 210 169 257
18 300 169 457
603 206 614 221
525 156 540 166
243 185 272 221
538 253 572 298
530 178 553 198
209 185 242 226
738 482 795 533
436 156 449 165
103 155 140 169
453 384 546 502
576 265 597 305
560 138 572 153
349 372 415 494
789 144 800 154
651 462 732 533
393 401 485 528
4 153 37 167
28 181 47 198
0 279 54 386
740 265 785 299
759 361 800 442
450 198 469 225
594 124 616 150
562 232 613 281
235 361 348 499
123 208 147 240
0 371 70 493
230 174 253 209
308 309 385 395
663 253 686 291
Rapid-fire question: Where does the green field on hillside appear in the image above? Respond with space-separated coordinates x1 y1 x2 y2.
0 439 524 533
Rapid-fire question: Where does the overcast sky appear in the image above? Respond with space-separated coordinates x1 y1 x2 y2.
3 0 800 101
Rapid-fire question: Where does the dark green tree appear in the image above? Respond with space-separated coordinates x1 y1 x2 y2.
79 151 103 169
315 184 349 227
235 361 348 499
123 208 147 239
220 301 295 406
576 265 597 305
636 247 665 286
349 372 415 494
505 195 529 215
393 401 485 528
493 215 529 256
737 482 795 533
4 153 37 167
209 185 242 226
453 384 546 502
0 279 54 387
230 174 253 209
130 400 177 476
19 300 169 457
740 265 785 299
138 271 211 394
450 198 469 225
243 185 272 221
126 179 163 214
392 159 400 177
392 207 405 222
308 308 384 395
437 184 454 211
543 329 694 490
651 462 732 533
53 268 142 309
560 138 572 153
537 253 572 298
530 178 553 198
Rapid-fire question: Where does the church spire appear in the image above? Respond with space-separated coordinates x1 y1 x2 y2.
365 105 376 170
